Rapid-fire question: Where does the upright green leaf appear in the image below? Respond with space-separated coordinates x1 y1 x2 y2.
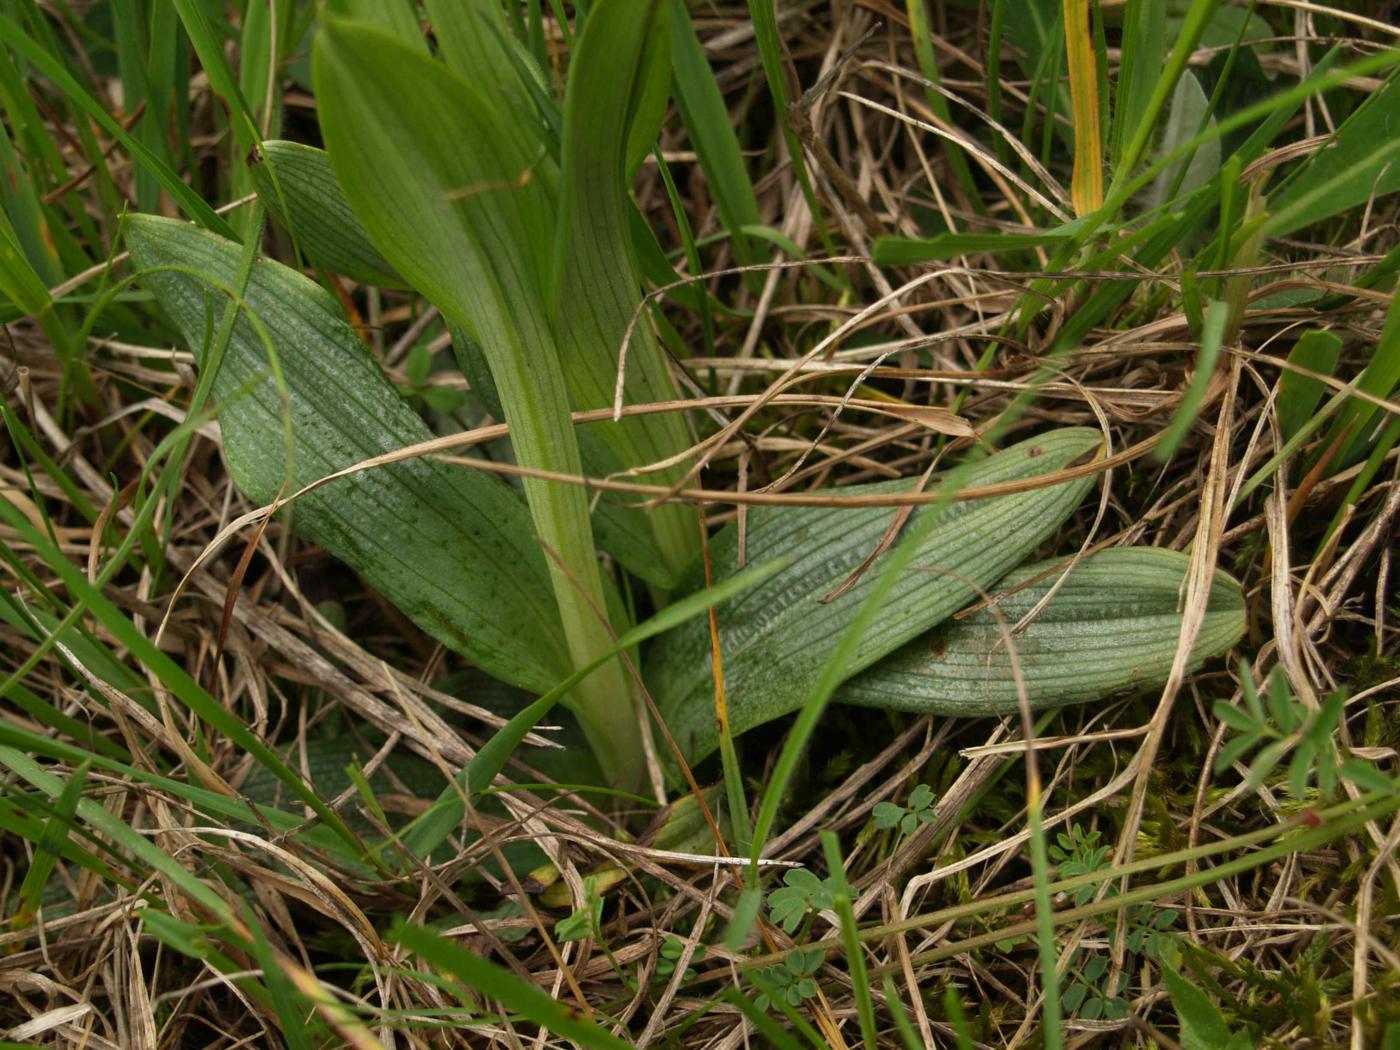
647 429 1101 762
668 0 764 279
1143 72 1219 212
423 0 551 139
313 17 639 784
1277 329 1341 441
1321 283 1400 470
554 0 696 583
125 215 571 694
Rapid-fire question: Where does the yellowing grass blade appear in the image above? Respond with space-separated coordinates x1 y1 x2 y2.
1062 0 1103 217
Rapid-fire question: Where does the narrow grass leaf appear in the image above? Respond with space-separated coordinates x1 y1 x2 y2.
1265 72 1400 237
1155 297 1227 462
392 922 631 1049
0 17 232 238
821 832 878 1050
1319 284 1400 470
0 745 230 918
668 0 764 278
718 988 807 1050
883 977 925 1050
12 759 88 930
874 230 1074 265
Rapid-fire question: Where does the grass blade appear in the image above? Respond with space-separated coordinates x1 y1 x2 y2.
393 921 632 1047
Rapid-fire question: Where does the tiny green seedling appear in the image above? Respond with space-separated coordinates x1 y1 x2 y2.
554 876 604 944
1213 663 1391 801
752 948 825 1011
873 783 937 837
651 934 706 983
766 868 838 934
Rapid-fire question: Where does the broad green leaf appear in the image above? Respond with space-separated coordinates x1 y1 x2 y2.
424 0 546 130
841 547 1244 715
1164 962 1253 1050
1143 71 1219 213
125 214 571 694
647 429 1102 763
554 0 696 584
1266 72 1400 237
324 0 426 52
1277 329 1341 441
249 140 404 287
313 17 638 782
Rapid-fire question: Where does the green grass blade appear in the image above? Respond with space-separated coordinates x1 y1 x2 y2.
0 13 233 238
668 0 764 279
1155 297 1228 462
1321 280 1400 470
1278 330 1342 441
821 831 879 1049
392 921 632 1048
12 758 88 930
745 0 829 247
1265 72 1400 238
1110 0 1217 192
874 230 1075 264
0 745 232 918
